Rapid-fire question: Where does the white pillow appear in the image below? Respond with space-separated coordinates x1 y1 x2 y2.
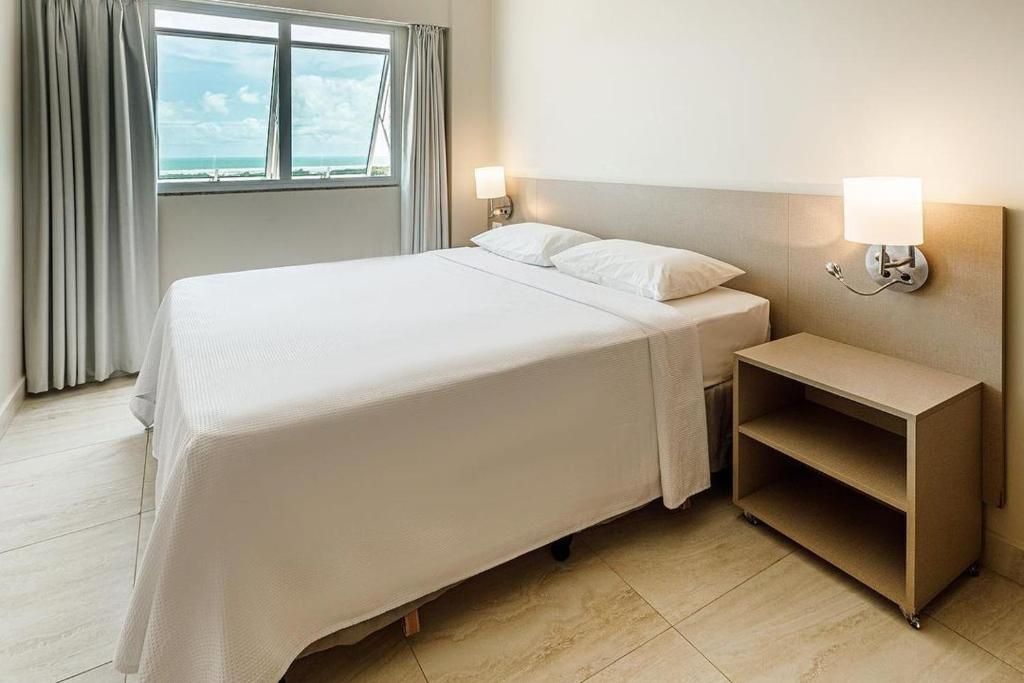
471 222 600 267
550 239 744 301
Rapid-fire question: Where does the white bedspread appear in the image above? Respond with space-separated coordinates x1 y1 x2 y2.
114 248 709 682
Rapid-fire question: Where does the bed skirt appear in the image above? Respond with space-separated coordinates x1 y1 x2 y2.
705 380 733 474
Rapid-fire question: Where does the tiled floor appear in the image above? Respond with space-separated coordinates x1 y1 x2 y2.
1 379 1023 682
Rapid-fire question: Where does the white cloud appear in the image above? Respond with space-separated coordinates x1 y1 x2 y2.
241 117 266 135
237 85 264 105
159 116 273 158
196 121 224 138
157 100 179 121
202 91 230 115
291 73 381 154
158 37 275 80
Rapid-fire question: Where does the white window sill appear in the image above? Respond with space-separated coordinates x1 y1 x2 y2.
158 176 400 196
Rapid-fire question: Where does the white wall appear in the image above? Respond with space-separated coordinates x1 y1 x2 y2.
448 0 494 246
492 0 1024 550
159 187 399 288
158 0 494 285
0 0 23 425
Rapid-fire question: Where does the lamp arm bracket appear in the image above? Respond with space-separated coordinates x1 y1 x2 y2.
832 277 910 297
487 196 514 221
825 259 917 296
882 256 914 269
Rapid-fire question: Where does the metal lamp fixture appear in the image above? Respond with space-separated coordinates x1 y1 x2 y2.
475 166 513 228
825 177 929 296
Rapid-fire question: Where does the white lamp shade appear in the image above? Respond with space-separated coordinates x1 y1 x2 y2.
475 166 507 200
843 177 924 246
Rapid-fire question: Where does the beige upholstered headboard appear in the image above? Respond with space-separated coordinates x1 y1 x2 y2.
507 176 1006 506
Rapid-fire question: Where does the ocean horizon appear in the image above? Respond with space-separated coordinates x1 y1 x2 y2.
160 155 368 171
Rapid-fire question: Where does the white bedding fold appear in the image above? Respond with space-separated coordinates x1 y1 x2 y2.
115 248 709 682
435 248 710 505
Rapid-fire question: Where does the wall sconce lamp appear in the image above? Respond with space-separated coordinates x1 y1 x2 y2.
825 177 929 296
475 166 514 228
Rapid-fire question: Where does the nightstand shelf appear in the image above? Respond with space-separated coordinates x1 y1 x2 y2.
737 469 906 604
738 401 906 510
733 333 982 627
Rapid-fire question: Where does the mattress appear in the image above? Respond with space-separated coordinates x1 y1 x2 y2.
662 286 771 386
115 247 711 682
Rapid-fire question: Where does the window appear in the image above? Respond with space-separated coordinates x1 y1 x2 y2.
150 2 398 193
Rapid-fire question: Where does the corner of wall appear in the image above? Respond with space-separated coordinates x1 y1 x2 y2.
446 0 495 247
0 377 25 440
984 529 1024 587
0 0 24 437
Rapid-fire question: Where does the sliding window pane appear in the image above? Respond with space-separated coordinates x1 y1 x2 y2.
292 24 391 49
154 10 277 39
156 35 277 182
369 72 392 176
290 47 388 180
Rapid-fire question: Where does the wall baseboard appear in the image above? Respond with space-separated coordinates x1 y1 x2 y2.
0 376 25 441
984 530 1024 586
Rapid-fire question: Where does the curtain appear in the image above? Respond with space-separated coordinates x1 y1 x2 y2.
22 0 158 393
400 25 449 254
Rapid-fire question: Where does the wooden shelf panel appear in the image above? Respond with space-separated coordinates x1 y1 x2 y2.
737 473 906 605
736 333 981 418
738 401 907 510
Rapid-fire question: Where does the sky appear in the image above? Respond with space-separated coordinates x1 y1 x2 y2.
156 34 387 165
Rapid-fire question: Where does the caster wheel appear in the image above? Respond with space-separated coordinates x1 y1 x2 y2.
902 610 922 630
551 535 573 562
743 511 760 526
966 564 980 577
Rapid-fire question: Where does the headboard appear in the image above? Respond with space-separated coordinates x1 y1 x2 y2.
507 176 1006 506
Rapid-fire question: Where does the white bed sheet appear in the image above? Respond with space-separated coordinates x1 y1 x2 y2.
450 250 769 388
663 286 771 386
471 245 768 386
115 247 710 682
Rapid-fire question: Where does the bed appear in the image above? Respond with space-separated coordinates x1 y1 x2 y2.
666 286 770 471
114 246 768 682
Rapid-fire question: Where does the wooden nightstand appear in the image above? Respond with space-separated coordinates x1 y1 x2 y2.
733 333 982 628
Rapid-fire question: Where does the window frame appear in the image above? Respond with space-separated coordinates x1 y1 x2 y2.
146 0 403 196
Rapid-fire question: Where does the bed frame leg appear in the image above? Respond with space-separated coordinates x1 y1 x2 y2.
403 609 421 638
551 534 574 562
680 498 692 510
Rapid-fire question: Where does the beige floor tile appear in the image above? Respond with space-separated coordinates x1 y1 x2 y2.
0 432 147 552
930 570 1024 673
678 552 1023 682
63 662 126 682
581 486 791 624
410 545 668 683
285 624 426 683
15 374 136 421
141 437 155 513
0 402 142 466
587 629 726 682
0 516 139 683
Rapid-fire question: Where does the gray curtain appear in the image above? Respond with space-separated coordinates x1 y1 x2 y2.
22 0 158 393
400 25 449 254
